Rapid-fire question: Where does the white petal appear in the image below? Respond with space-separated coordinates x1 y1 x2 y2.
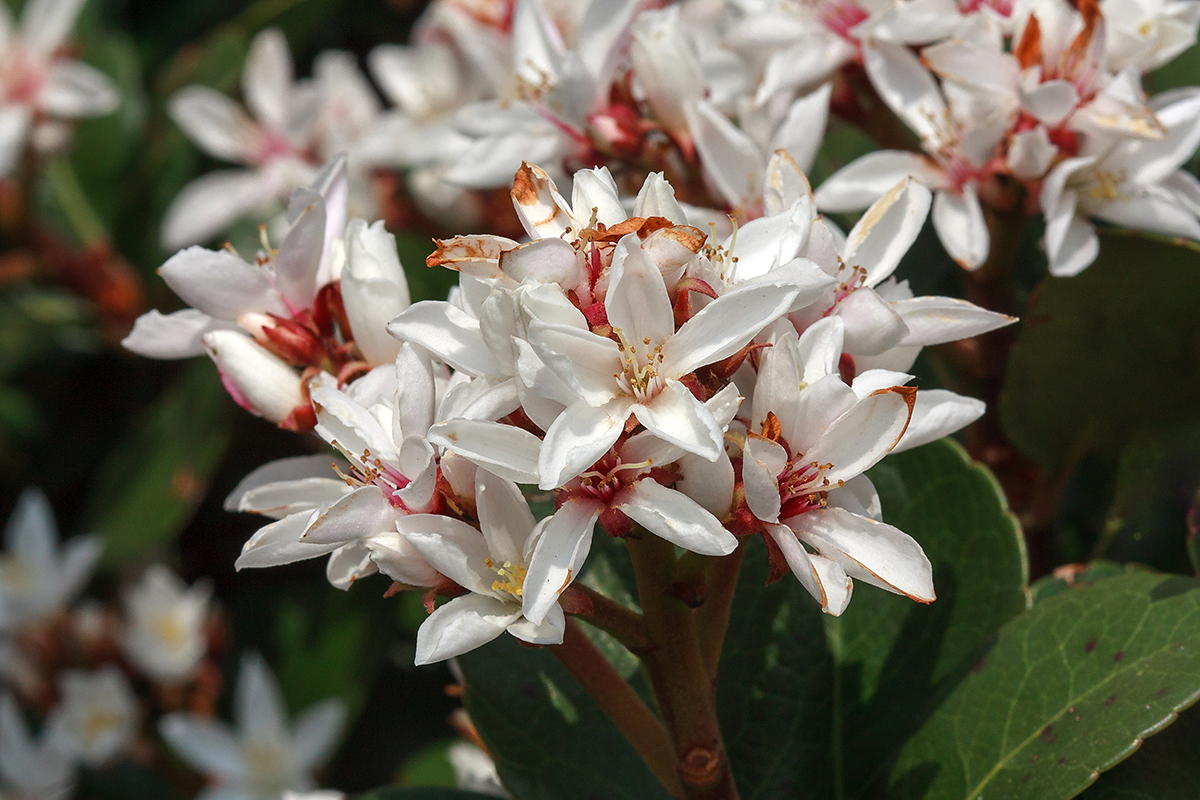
766 523 852 615
158 246 284 321
537 398 630 489
769 83 832 175
762 149 814 217
526 321 622 405
1044 193 1099 277
616 479 737 555
364 530 440 586
387 301 499 377
243 28 293 132
158 715 244 780
301 486 396 545
510 161 572 239
235 513 338 570
39 61 119 117
675 450 735 519
790 506 934 602
506 601 565 645
833 289 909 356
844 178 933 285
522 498 601 625
664 282 799 377
684 98 762 209
861 42 947 145
789 373 858 455
272 194 325 310
122 310 232 359
633 381 724 462
160 169 278 249
430 419 541 484
475 470 535 566
20 0 85 53
891 295 1014 345
203 331 303 424
0 106 31 178
815 151 944 212
742 436 787 523
931 186 989 270
168 87 258 164
606 235 673 347
234 652 287 737
806 387 914 485
290 699 346 771
311 385 394 460
414 594 519 665
401 515 493 594
892 389 984 453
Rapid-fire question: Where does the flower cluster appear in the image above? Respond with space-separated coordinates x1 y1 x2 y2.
137 151 1015 665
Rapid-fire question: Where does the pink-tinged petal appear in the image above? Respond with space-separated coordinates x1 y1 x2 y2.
617 479 737 555
1043 192 1099 277
242 29 293 132
763 150 814 218
158 246 284 321
892 389 984 453
290 699 346 771
167 87 258 164
526 321 622 405
931 186 989 270
364 530 440 587
475 470 536 565
273 195 325 310
235 513 337 570
845 178 932 286
235 652 287 737
429 419 542 485
833 288 909 356
511 161 572 239
1007 126 1057 180
789 373 858 455
807 387 914 486
499 238 586 286
633 381 724 462
891 295 1015 346
401 515 494 594
203 331 303 424
387 301 499 377
310 385 394 460
538 398 630 489
676 450 735 518
634 172 687 223
790 506 934 603
39 61 119 117
770 84 832 176
862 42 947 145
325 542 378 589
684 98 762 209
523 498 601 625
507 602 565 645
815 151 943 212
122 309 233 359
301 486 394 545
766 523 852 615
414 593 519 665
742 436 787 524
664 282 800 377
158 715 244 780
606 235 673 347
160 169 278 249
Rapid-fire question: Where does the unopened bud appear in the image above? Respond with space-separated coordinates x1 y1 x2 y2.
202 330 305 425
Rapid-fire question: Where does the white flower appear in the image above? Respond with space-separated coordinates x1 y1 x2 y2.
403 469 569 665
121 565 212 683
45 667 138 767
1102 0 1200 71
159 652 346 800
0 693 74 800
0 488 101 632
0 0 119 176
741 326 934 614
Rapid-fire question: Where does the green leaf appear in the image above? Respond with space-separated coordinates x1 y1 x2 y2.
396 740 458 787
718 438 1029 798
356 789 502 800
890 572 1200 800
457 620 667 800
1030 561 1151 604
1000 233 1200 468
1081 704 1200 799
276 597 370 714
82 362 232 565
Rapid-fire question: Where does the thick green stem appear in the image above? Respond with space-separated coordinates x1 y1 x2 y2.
551 617 682 797
627 535 740 800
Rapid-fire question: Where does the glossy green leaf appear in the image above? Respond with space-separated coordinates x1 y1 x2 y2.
719 438 1029 798
1030 562 1151 604
83 362 232 565
890 572 1200 799
1081 704 1200 799
1000 234 1200 468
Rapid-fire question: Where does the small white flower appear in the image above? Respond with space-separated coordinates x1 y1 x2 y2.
0 488 101 632
45 667 138 767
0 693 74 800
448 741 508 797
159 652 346 800
121 566 212 683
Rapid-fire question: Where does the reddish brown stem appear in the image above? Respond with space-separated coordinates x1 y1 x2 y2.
695 542 747 685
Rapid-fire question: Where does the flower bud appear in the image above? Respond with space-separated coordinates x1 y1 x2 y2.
202 330 305 425
341 219 411 366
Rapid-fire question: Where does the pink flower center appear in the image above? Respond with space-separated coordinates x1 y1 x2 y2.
818 1 869 43
777 454 839 519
